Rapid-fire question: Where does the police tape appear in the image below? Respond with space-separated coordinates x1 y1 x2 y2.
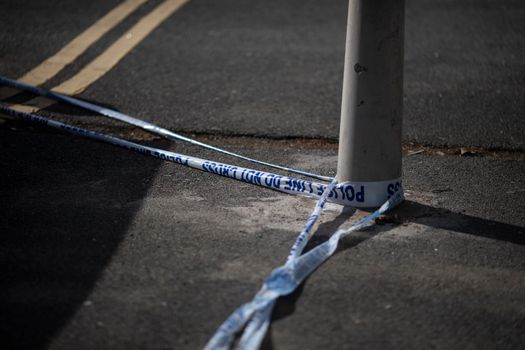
1 104 390 207
0 75 331 182
1 79 405 349
205 186 404 350
227 178 339 350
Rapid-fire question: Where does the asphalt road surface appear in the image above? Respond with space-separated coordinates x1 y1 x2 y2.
1 1 524 349
1 0 524 149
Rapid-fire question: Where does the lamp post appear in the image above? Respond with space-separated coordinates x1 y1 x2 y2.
336 0 405 207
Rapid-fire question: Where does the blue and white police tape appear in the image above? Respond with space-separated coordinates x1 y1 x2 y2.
1 104 383 207
205 188 404 350
0 75 331 182
237 178 339 350
2 101 406 350
204 178 338 350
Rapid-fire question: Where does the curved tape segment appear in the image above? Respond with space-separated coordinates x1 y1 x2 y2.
0 76 331 182
0 104 385 207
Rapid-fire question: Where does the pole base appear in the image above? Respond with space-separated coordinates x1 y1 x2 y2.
335 178 402 208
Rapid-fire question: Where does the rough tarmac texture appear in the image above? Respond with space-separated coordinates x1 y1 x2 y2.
1 0 524 149
1 0 525 349
1 123 524 349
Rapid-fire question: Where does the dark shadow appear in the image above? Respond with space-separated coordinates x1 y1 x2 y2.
0 122 166 349
302 206 357 254
0 88 120 116
42 97 121 117
271 207 356 318
392 200 525 245
261 199 525 349
1 91 41 104
262 207 358 349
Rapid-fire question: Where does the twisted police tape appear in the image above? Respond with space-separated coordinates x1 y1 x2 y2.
2 89 405 350
205 183 404 350
0 76 331 182
0 104 392 207
204 179 338 350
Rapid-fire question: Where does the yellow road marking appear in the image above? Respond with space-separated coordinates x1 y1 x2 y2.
0 0 147 102
10 100 52 114
21 0 148 87
9 0 189 114
53 0 189 95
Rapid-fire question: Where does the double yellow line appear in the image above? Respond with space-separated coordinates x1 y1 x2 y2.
3 0 189 113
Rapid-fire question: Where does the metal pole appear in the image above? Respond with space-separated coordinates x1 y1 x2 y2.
336 0 404 207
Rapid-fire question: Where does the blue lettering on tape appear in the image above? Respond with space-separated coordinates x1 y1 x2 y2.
284 178 310 193
263 174 282 189
272 175 281 189
356 185 365 202
387 181 401 198
24 114 48 126
202 161 237 177
344 185 355 201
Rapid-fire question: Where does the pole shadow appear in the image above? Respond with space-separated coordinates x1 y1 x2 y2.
261 199 525 349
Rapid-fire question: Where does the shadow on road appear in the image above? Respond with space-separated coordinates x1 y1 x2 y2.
2 89 120 117
395 200 525 246
0 124 165 349
261 199 525 349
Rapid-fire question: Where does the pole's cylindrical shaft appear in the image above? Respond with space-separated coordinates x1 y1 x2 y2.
337 0 404 207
